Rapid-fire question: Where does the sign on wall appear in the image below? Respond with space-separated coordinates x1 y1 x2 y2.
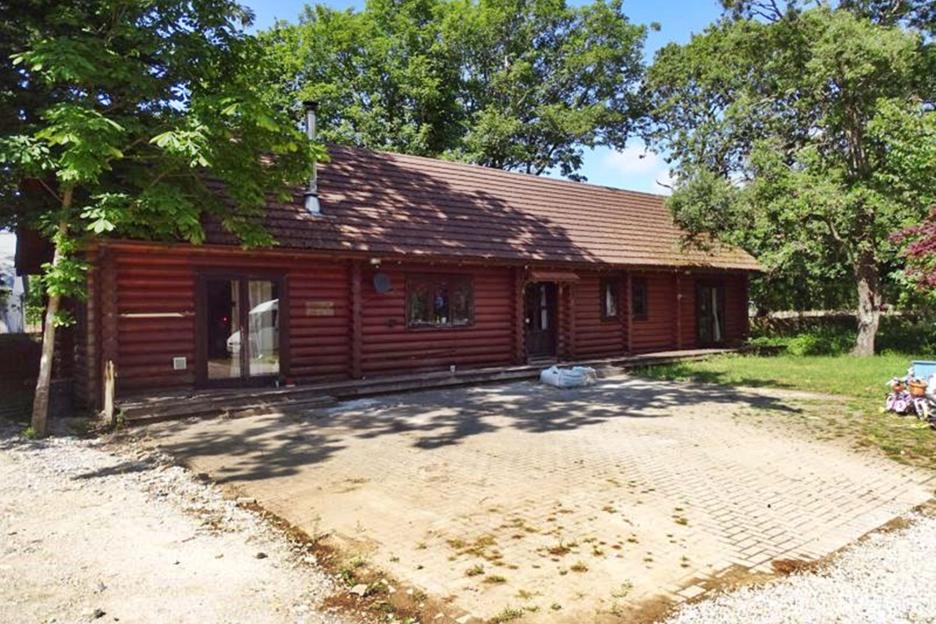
306 300 336 317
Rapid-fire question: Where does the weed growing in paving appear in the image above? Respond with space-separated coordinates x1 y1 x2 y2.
488 607 524 623
611 581 633 598
545 539 576 556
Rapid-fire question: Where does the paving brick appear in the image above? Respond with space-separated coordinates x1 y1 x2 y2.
145 377 934 623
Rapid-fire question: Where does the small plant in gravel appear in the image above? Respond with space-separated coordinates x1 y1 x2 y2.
550 603 562 611
21 426 37 440
483 574 507 584
466 564 485 577
570 561 589 573
337 567 357 586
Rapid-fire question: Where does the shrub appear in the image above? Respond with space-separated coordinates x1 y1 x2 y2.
877 317 936 354
786 332 838 356
748 314 936 356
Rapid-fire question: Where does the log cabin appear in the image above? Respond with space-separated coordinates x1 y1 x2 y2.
46 145 759 410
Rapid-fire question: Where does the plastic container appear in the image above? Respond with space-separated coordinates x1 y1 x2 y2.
911 360 936 381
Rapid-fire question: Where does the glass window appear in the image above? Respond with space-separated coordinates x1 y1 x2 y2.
601 279 619 320
632 278 648 320
207 278 241 379
407 275 474 328
247 280 279 377
451 278 473 326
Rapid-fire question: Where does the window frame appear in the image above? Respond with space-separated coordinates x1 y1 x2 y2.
631 277 648 321
600 278 620 321
405 273 475 330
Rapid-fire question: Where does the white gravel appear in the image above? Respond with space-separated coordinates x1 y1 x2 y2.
0 423 356 624
665 511 936 624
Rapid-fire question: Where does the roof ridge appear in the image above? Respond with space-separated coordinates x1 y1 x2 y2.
325 144 671 200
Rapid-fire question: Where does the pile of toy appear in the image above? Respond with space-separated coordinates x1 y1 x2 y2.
885 360 936 426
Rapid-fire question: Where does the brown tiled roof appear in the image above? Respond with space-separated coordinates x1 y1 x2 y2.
204 146 760 271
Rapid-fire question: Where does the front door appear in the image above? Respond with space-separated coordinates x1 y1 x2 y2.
200 274 282 385
697 284 726 346
525 282 557 358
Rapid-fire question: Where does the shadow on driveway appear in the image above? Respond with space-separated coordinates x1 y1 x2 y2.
144 376 800 484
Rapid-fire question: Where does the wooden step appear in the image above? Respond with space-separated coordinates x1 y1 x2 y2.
118 348 737 424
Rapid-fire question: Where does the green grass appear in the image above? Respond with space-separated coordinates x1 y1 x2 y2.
635 352 936 471
636 352 922 401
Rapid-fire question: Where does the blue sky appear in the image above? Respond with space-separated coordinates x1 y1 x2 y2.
243 0 725 194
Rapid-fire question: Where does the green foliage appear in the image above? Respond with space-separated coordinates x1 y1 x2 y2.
784 332 847 356
750 315 936 356
258 0 645 179
643 3 936 336
0 0 322 318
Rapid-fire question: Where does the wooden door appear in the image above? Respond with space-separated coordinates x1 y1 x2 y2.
525 282 557 358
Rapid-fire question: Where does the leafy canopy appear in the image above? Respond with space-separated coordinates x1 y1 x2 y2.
258 0 646 179
644 2 935 321
0 0 322 323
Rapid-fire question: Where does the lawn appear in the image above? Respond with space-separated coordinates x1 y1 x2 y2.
635 352 936 471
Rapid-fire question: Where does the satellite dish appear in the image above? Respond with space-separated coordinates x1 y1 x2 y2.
373 272 393 294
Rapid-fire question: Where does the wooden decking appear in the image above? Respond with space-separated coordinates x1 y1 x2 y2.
117 348 735 424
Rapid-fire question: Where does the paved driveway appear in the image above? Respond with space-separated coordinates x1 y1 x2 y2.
140 376 933 623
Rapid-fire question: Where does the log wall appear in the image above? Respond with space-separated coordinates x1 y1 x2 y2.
88 243 750 399
358 264 515 376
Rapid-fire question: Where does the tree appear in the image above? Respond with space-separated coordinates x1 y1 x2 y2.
258 0 646 179
443 0 647 178
1 0 320 436
259 0 463 157
643 2 936 355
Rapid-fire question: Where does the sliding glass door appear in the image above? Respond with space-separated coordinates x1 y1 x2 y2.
199 273 282 385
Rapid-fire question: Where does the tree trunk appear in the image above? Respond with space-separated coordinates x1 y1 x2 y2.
30 217 69 437
851 252 881 357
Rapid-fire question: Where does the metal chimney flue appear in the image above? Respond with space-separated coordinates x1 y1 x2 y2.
303 100 320 215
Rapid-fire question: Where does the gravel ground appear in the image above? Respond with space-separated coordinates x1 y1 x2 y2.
0 423 355 624
665 511 936 624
